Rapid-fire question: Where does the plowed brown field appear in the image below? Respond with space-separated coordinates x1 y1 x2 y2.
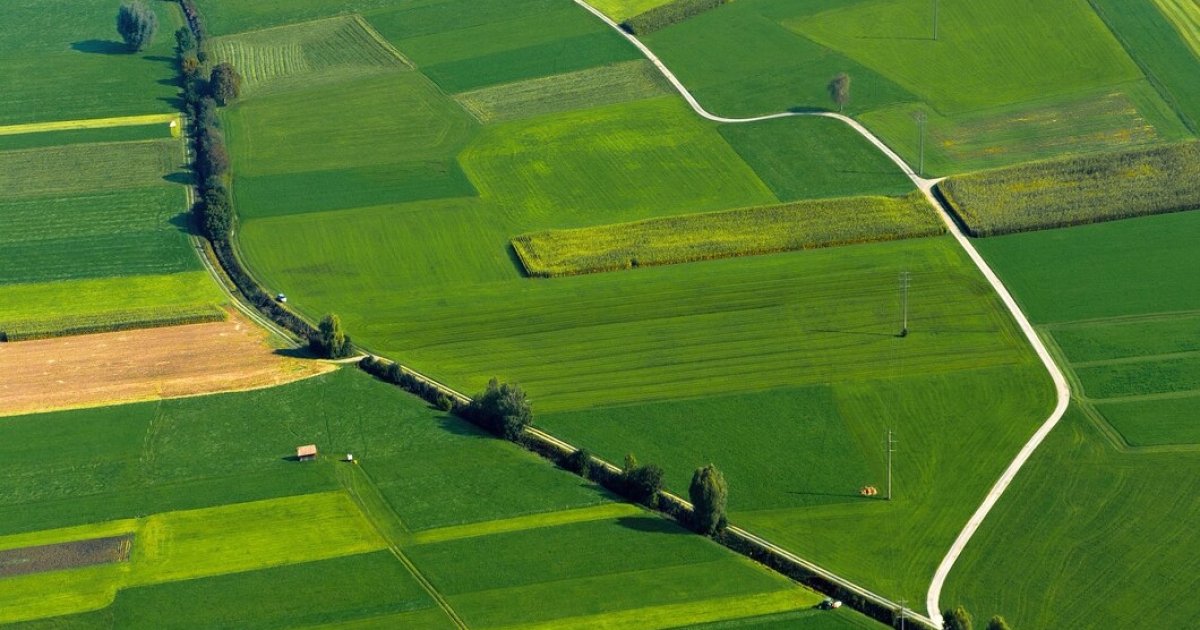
0 313 332 417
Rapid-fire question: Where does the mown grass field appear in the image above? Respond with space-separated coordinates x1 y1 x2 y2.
3 369 846 627
513 193 942 276
940 142 1200 235
0 0 182 125
591 0 678 22
947 210 1200 627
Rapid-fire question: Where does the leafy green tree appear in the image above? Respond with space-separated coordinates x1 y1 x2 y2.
310 314 353 359
689 464 728 535
623 462 664 505
623 452 639 473
174 26 196 53
116 2 158 52
209 63 243 106
566 448 596 478
943 606 973 630
466 379 533 441
828 73 851 112
985 616 1010 630
200 185 233 240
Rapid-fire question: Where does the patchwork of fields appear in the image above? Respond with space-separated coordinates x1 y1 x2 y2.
947 210 1200 627
8 0 1200 625
639 0 1195 174
2 369 864 628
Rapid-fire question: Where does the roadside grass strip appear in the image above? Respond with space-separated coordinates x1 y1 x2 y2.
0 114 180 137
939 141 1200 236
410 503 641 545
212 15 410 96
455 60 671 123
512 192 942 276
499 590 819 630
1155 0 1200 58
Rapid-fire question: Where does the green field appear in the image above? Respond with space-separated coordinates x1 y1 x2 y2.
0 136 224 335
637 0 1193 175
211 14 410 96
939 142 1200 236
512 193 943 276
1154 0 1200 59
2 368 844 627
455 60 671 123
591 0 678 21
949 210 1200 627
0 0 183 125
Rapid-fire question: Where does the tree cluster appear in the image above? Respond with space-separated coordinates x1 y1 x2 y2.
621 0 727 35
944 605 1012 630
117 1 158 52
463 379 533 441
310 314 354 359
618 453 665 506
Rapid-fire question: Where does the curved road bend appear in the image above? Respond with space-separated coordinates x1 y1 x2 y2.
571 1 1072 624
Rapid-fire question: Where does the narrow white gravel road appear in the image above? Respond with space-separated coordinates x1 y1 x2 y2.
572 1 1072 625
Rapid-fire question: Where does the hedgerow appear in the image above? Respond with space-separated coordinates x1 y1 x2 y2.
621 0 728 35
939 142 1200 236
512 192 942 277
0 307 225 342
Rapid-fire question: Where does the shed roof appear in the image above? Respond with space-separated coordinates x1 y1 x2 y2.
297 444 317 457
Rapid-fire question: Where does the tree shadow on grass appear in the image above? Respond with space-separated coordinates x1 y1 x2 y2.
71 40 131 55
163 172 193 186
167 211 197 236
616 515 686 535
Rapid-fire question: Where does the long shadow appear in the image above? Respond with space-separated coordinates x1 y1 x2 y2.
168 211 197 236
786 106 826 114
506 242 530 278
71 40 130 55
274 347 318 360
616 515 686 535
158 96 185 110
787 490 867 500
856 35 935 42
163 172 193 186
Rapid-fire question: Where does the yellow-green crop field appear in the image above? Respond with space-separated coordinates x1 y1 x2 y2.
940 141 1200 236
513 192 943 276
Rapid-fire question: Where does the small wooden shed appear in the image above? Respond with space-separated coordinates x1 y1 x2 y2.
297 444 318 461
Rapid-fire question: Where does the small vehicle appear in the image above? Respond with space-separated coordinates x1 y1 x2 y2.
276 293 287 303
819 598 843 610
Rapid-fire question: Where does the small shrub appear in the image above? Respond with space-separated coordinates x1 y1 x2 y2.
566 448 596 478
463 378 532 441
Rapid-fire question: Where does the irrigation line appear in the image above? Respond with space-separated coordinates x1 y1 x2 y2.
571 0 1072 625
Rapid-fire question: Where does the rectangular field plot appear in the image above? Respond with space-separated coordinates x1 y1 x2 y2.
1097 395 1200 447
455 60 671 123
361 237 1030 413
0 140 178 200
224 72 476 218
512 193 942 277
211 15 410 97
0 535 131 578
1155 0 1200 59
461 98 777 227
940 142 1200 236
1076 354 1200 400
1050 314 1200 363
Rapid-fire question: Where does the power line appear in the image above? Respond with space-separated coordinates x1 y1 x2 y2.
899 271 911 337
886 429 897 501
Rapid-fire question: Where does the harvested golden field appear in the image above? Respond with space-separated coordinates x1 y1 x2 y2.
0 313 331 417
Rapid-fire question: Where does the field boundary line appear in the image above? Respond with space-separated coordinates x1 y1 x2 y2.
571 0 1072 625
0 113 179 136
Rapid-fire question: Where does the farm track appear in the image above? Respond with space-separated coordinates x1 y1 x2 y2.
571 0 1072 625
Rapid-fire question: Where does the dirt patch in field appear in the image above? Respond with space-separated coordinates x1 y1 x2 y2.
0 535 132 578
0 312 332 417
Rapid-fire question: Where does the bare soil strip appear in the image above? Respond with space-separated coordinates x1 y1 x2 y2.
0 312 332 418
0 535 132 579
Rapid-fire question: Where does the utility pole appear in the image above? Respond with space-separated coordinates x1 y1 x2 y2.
899 271 911 337
886 429 897 501
912 111 927 178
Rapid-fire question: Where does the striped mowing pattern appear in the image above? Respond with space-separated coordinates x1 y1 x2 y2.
211 15 411 93
1155 0 1200 59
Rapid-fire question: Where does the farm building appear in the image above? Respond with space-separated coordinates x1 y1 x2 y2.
296 444 317 461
